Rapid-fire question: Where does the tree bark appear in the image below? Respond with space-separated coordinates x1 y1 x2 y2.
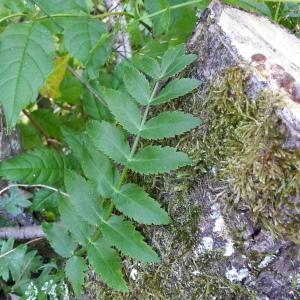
0 108 21 163
104 0 132 62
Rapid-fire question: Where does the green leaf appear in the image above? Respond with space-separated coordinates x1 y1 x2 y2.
19 122 43 150
64 170 104 226
64 18 107 66
144 0 170 35
62 128 119 198
87 239 128 292
59 75 83 104
0 22 55 127
113 183 170 225
0 0 35 14
101 215 160 263
0 148 67 185
43 222 77 258
102 88 141 134
87 120 130 165
41 54 70 99
0 187 31 216
0 240 41 283
128 146 192 174
141 111 200 139
82 87 113 122
31 109 63 139
65 256 87 297
86 33 113 79
82 147 119 198
35 0 89 14
160 44 196 79
58 197 93 247
31 189 58 211
122 65 151 105
152 78 199 105
132 55 161 79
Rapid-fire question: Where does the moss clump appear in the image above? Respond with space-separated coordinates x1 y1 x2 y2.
199 66 300 243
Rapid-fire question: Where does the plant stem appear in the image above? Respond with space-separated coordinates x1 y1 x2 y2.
104 82 160 220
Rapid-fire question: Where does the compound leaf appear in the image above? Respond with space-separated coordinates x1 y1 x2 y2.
112 183 170 225
0 22 55 127
87 239 128 292
122 65 151 105
141 111 200 139
43 222 77 258
128 146 192 174
0 148 66 185
101 215 160 263
87 120 130 165
64 170 104 226
65 256 87 297
152 78 199 105
102 88 141 134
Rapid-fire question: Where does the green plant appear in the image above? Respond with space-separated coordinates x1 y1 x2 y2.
0 0 203 297
0 0 298 298
0 45 200 296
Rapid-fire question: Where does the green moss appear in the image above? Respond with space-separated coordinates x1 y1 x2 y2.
197 67 300 243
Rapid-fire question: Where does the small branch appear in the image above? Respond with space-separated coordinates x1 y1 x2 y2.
0 226 45 240
0 184 69 198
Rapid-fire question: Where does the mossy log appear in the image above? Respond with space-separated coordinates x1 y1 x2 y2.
85 2 300 299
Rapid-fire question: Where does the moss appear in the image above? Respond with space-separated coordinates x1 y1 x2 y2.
197 66 300 243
